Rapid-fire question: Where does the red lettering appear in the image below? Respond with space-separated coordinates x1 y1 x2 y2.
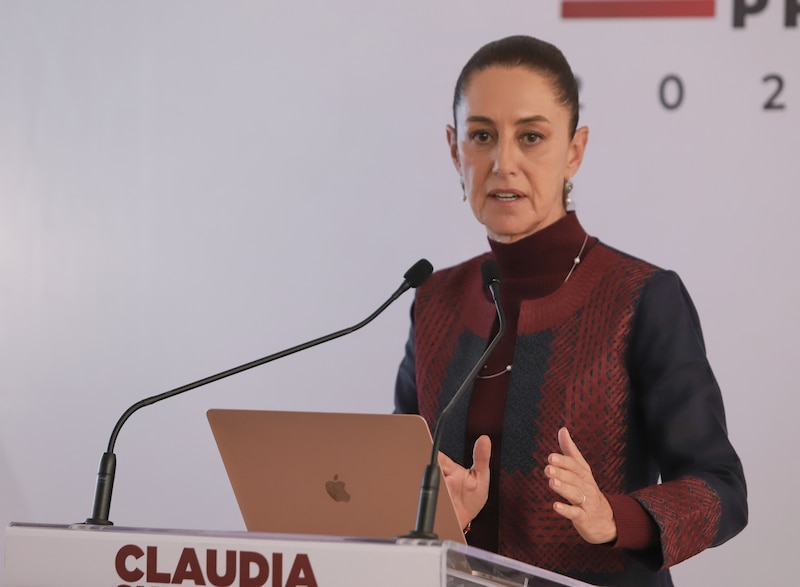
272 553 283 587
286 554 317 587
171 548 205 584
207 550 237 587
240 551 269 587
115 545 315 587
147 545 172 583
115 544 145 582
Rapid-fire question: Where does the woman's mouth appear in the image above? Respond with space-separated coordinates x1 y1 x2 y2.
491 191 522 201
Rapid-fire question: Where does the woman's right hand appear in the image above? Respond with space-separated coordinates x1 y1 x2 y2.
437 435 491 529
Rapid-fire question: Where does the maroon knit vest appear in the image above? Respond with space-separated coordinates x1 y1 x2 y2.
413 242 660 576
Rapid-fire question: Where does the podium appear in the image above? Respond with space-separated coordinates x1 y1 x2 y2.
5 522 593 586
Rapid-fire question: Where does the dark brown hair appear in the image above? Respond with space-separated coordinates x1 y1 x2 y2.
452 35 580 137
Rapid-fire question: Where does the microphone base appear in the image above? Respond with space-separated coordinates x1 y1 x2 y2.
400 529 439 540
82 518 114 526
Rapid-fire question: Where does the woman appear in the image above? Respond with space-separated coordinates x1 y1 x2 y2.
395 35 747 587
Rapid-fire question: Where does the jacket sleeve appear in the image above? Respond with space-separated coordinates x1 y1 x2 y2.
627 270 748 569
394 302 419 415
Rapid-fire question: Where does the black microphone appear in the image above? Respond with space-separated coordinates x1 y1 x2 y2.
85 258 434 526
405 258 505 540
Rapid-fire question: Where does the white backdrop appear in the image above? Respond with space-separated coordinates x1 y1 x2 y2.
1 1 797 585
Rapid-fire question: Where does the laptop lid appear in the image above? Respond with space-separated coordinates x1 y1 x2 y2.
207 408 466 544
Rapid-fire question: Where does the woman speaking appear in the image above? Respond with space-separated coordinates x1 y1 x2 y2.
394 35 747 587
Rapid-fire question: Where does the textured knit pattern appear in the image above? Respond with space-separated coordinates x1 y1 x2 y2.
633 476 722 567
497 251 657 575
397 241 748 587
414 253 493 435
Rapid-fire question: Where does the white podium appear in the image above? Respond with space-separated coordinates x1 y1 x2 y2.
5 522 593 587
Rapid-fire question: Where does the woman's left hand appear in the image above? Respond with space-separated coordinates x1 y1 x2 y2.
544 427 618 545
438 435 491 530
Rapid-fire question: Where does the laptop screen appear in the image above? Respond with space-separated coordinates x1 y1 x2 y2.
207 409 466 543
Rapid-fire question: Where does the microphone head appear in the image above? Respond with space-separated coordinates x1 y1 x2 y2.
480 259 502 288
404 258 434 288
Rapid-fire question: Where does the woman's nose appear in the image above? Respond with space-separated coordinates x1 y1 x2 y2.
492 140 519 176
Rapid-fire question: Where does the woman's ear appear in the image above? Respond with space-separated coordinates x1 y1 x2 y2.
446 124 462 174
566 125 589 177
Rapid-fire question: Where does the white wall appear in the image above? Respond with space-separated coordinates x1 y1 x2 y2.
1 1 797 584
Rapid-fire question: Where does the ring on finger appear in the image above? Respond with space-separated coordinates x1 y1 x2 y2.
577 494 586 506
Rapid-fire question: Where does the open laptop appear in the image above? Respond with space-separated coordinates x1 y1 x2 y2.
207 408 466 543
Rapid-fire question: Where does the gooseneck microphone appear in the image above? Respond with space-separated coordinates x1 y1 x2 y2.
85 258 434 526
405 258 505 540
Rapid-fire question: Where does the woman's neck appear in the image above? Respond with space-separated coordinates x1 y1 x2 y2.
488 211 596 299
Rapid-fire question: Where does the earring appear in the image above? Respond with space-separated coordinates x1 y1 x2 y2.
461 180 467 202
563 178 574 209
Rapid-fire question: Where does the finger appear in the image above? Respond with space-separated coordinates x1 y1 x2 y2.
553 500 586 520
557 427 590 469
544 463 582 489
471 435 491 474
545 447 585 482
546 472 586 505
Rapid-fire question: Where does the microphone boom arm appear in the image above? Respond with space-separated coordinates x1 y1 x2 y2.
86 259 433 525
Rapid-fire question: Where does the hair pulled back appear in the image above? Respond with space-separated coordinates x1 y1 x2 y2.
452 35 580 137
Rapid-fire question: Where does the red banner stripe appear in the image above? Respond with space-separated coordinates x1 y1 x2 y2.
562 1 715 18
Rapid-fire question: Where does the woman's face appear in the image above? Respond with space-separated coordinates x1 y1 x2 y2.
448 66 588 244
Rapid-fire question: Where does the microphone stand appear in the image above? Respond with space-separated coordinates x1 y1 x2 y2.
85 259 433 525
405 263 505 539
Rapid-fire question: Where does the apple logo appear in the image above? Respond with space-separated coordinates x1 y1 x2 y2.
325 474 351 502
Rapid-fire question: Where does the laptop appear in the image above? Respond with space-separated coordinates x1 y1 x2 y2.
207 408 466 543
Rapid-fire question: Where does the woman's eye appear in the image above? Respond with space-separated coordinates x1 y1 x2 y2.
522 133 541 144
470 131 492 143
